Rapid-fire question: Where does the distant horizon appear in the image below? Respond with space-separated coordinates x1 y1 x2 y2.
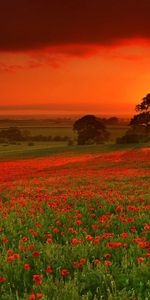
0 112 132 119
0 103 135 119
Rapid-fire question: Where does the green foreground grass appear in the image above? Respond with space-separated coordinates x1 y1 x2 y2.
0 142 149 160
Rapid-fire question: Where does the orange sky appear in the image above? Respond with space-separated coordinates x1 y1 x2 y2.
0 1 150 116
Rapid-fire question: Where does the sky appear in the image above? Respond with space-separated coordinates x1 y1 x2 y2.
0 0 150 116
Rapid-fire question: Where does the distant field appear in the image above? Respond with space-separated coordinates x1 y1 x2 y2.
0 118 129 143
19 124 129 143
21 127 77 138
0 119 145 160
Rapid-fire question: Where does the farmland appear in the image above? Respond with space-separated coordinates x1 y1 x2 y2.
0 116 129 145
0 117 130 162
0 146 150 299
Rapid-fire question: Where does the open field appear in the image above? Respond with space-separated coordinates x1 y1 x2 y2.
0 146 150 299
0 120 133 160
20 125 129 143
19 125 128 140
0 118 129 143
0 142 68 160
0 142 149 160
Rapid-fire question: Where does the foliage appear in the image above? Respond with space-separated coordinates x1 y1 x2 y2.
0 125 75 144
130 112 150 131
130 93 150 131
116 133 140 144
105 117 119 125
117 94 150 144
73 115 110 145
116 128 150 144
136 93 150 112
67 138 75 146
0 127 24 142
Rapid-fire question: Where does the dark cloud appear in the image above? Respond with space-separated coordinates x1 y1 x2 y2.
0 0 150 52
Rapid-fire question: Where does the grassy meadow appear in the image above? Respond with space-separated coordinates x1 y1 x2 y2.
0 119 150 299
0 144 150 299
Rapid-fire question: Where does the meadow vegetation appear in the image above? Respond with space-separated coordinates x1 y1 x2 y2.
0 147 150 299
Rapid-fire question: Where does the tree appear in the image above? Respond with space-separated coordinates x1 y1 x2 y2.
105 117 119 125
116 93 150 144
135 93 150 112
0 127 24 142
73 115 109 145
130 93 150 131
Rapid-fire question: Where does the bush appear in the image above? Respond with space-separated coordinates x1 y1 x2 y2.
0 127 24 142
9 141 17 145
116 134 140 144
28 142 35 146
52 135 62 142
67 139 74 146
62 136 70 142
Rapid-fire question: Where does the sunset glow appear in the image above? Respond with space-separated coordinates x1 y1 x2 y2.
1 3 150 299
0 1 150 116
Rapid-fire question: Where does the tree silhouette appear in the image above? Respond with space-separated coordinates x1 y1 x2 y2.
117 93 150 144
0 127 24 142
136 93 150 112
130 93 150 131
73 115 109 145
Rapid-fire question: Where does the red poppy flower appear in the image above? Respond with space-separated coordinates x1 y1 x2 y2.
29 293 36 300
46 238 52 243
121 232 128 238
137 257 144 263
94 259 101 265
46 265 53 273
80 258 86 264
61 269 69 276
37 294 43 299
0 277 7 282
2 237 8 243
76 220 82 225
73 262 78 268
105 261 112 266
32 250 40 257
104 253 111 258
7 249 13 255
24 263 31 270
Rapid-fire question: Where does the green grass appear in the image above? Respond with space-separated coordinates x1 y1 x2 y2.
0 142 67 159
0 141 148 161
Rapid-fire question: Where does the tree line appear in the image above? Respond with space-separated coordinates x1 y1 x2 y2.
0 127 70 144
116 93 150 144
74 93 150 145
0 93 149 145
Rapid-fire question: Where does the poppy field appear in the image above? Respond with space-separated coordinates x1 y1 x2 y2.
0 147 150 299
